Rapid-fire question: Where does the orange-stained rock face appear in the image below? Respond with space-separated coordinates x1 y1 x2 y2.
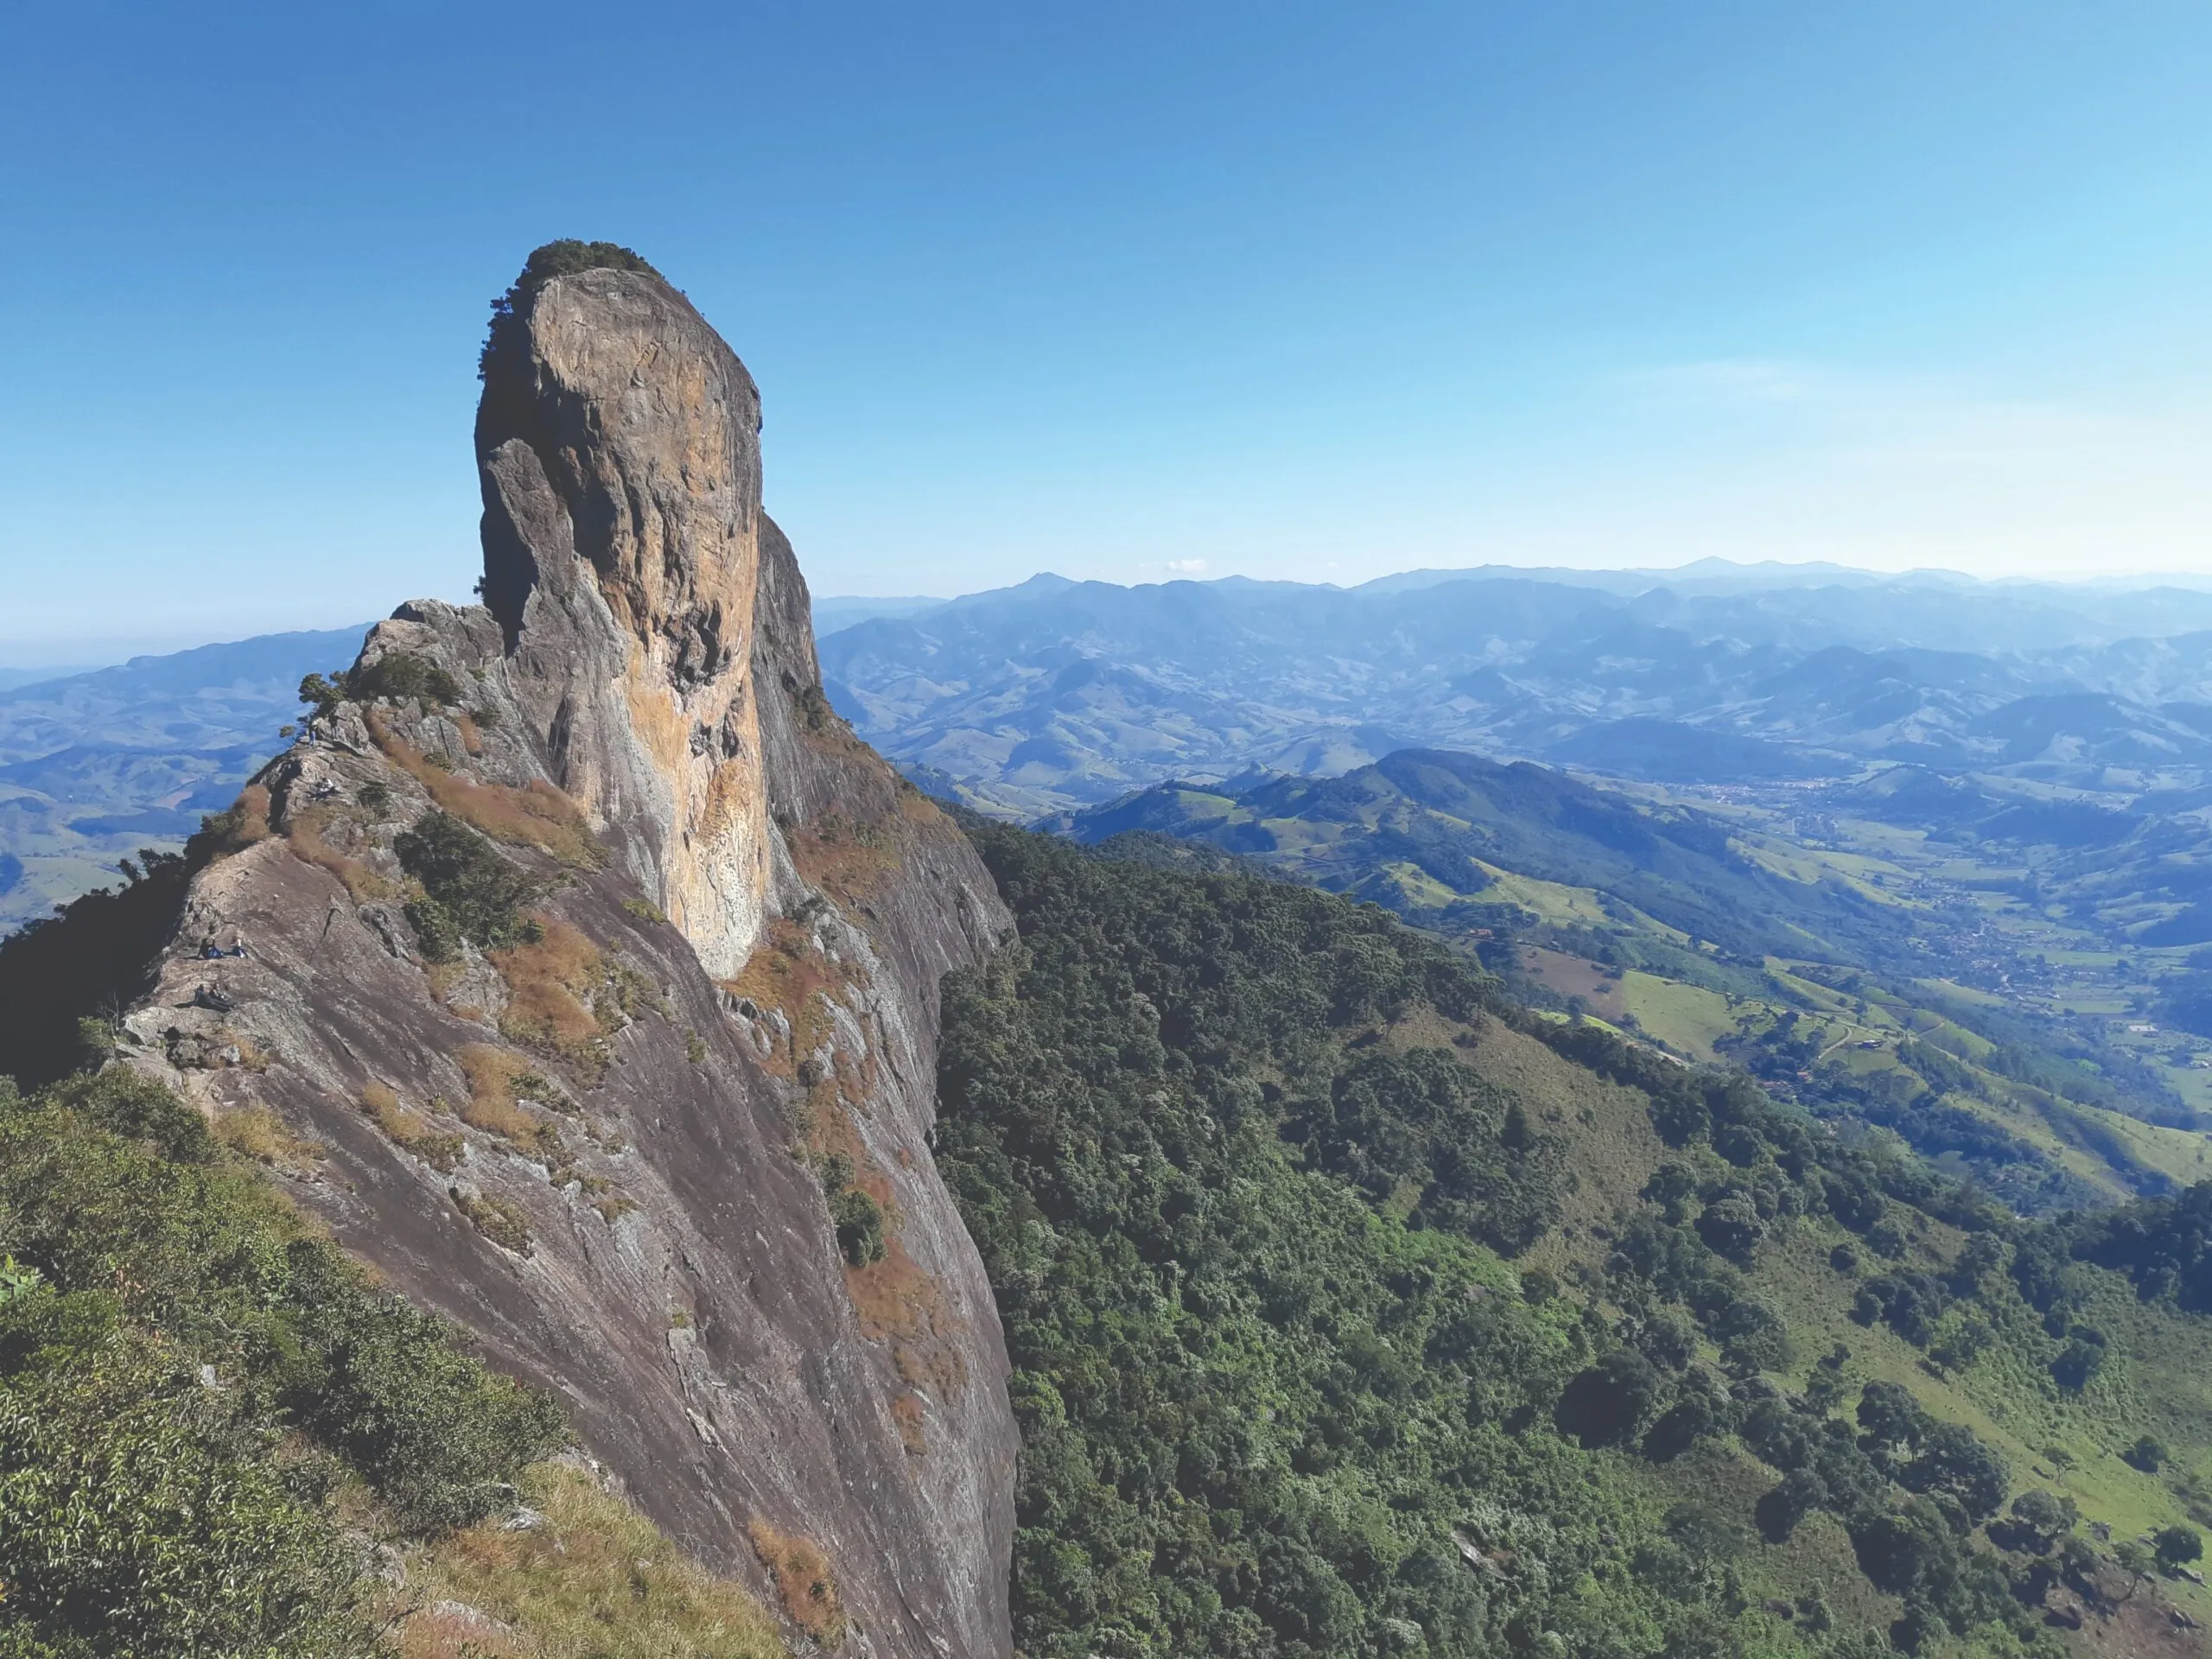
109 261 1019 1658
477 266 772 978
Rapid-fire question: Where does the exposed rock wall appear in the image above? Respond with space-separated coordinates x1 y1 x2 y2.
120 264 1016 1658
478 265 771 980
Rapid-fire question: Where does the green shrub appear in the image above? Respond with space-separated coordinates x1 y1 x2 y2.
480 241 661 378
303 655 465 717
0 1304 373 1656
278 1239 562 1527
396 810 543 959
346 652 462 709
0 1079 579 1557
1555 1349 1662 1446
2005 1490 2076 1553
298 671 346 719
0 1074 569 1647
2125 1433 2169 1472
830 1189 886 1266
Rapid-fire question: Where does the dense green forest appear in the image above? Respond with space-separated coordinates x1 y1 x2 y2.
938 824 2212 1658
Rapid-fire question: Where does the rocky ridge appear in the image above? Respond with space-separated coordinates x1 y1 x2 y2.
117 255 1017 1657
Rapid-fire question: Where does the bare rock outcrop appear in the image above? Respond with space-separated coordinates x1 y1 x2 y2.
119 253 1016 1658
477 262 772 979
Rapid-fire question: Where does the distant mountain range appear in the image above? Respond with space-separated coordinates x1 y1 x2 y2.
0 626 366 928
814 565 2212 816
13 558 2212 931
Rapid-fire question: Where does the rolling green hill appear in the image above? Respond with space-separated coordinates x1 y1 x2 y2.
1062 755 2212 1221
1060 749 1923 970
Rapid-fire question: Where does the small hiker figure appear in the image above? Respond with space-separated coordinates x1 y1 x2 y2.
226 931 249 958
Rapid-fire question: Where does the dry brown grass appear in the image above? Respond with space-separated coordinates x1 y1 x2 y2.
451 1187 532 1255
285 804 395 902
207 1028 273 1073
723 920 855 1080
895 776 947 825
745 1519 844 1645
213 1103 321 1170
368 709 601 868
200 784 272 855
846 1238 964 1402
804 1097 965 1405
391 1462 785 1659
392 1600 530 1658
455 1046 542 1141
591 1192 639 1225
359 1081 465 1172
802 1090 874 1186
787 813 899 907
493 919 604 1055
489 918 663 1078
453 711 485 755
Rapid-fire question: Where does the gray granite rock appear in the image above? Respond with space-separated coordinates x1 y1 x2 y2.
124 262 1015 1658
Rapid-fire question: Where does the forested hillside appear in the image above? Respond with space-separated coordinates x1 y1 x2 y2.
938 824 2212 1657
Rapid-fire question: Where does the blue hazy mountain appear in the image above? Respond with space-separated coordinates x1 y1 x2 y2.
815 567 2212 817
0 626 367 929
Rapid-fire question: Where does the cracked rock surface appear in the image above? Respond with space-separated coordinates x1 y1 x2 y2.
122 265 1016 1659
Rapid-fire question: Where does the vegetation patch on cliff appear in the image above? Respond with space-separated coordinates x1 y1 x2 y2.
361 1079 466 1172
398 809 547 960
371 709 601 868
288 801 397 903
497 925 604 1046
0 1068 569 1652
479 241 663 379
788 810 899 907
392 1460 786 1658
457 1044 560 1140
200 780 274 854
724 916 859 1080
746 1517 845 1645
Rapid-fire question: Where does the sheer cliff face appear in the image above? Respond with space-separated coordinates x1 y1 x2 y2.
122 264 1016 1658
476 268 772 979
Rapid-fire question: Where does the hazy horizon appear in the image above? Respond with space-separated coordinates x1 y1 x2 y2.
14 553 2212 675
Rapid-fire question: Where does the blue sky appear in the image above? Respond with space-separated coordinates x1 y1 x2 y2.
3 2 2209 663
